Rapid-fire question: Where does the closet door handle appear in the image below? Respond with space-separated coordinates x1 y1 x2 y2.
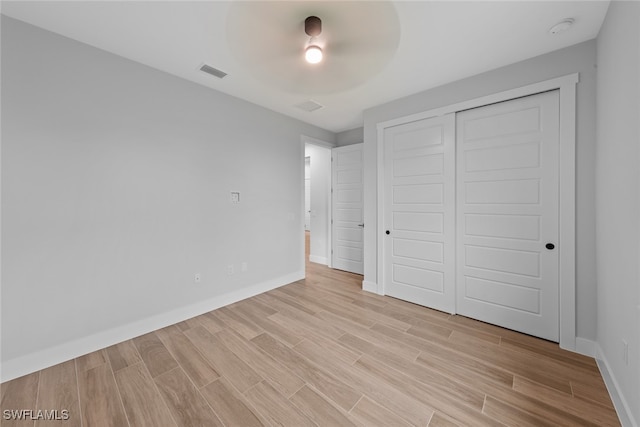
386 230 390 235
545 243 555 250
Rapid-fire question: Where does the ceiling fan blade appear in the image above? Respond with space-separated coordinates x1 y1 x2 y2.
226 1 401 95
328 34 399 57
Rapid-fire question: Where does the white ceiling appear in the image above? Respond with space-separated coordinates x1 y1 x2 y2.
2 1 610 133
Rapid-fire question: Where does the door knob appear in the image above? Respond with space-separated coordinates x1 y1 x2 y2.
545 243 555 250
358 224 365 228
386 230 390 235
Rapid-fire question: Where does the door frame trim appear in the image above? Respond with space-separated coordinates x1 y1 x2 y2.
375 73 579 351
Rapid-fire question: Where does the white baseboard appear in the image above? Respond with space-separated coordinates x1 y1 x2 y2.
1 271 304 383
596 344 638 427
362 280 381 295
309 255 328 265
574 337 597 357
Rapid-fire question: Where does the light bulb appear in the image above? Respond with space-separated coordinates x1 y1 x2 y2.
305 45 323 64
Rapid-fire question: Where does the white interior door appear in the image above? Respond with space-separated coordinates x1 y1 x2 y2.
456 90 560 341
331 144 364 274
383 114 456 313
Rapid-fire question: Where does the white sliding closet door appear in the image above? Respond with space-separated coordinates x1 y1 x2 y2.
383 114 456 313
456 90 560 341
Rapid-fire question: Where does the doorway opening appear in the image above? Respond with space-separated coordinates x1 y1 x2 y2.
303 139 332 277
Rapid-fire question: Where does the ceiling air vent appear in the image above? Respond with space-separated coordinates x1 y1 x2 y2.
199 64 227 79
295 100 324 112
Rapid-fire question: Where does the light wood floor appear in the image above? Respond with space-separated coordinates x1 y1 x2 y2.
1 233 619 426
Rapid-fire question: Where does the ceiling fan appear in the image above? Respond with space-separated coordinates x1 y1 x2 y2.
304 16 323 64
226 1 401 95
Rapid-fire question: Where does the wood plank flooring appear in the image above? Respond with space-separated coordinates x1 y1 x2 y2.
1 233 620 426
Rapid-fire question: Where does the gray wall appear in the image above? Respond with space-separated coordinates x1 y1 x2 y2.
363 40 598 341
596 2 639 424
336 127 364 147
1 16 334 374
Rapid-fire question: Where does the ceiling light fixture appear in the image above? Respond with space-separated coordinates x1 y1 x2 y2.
304 16 323 64
305 45 323 64
549 18 575 35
